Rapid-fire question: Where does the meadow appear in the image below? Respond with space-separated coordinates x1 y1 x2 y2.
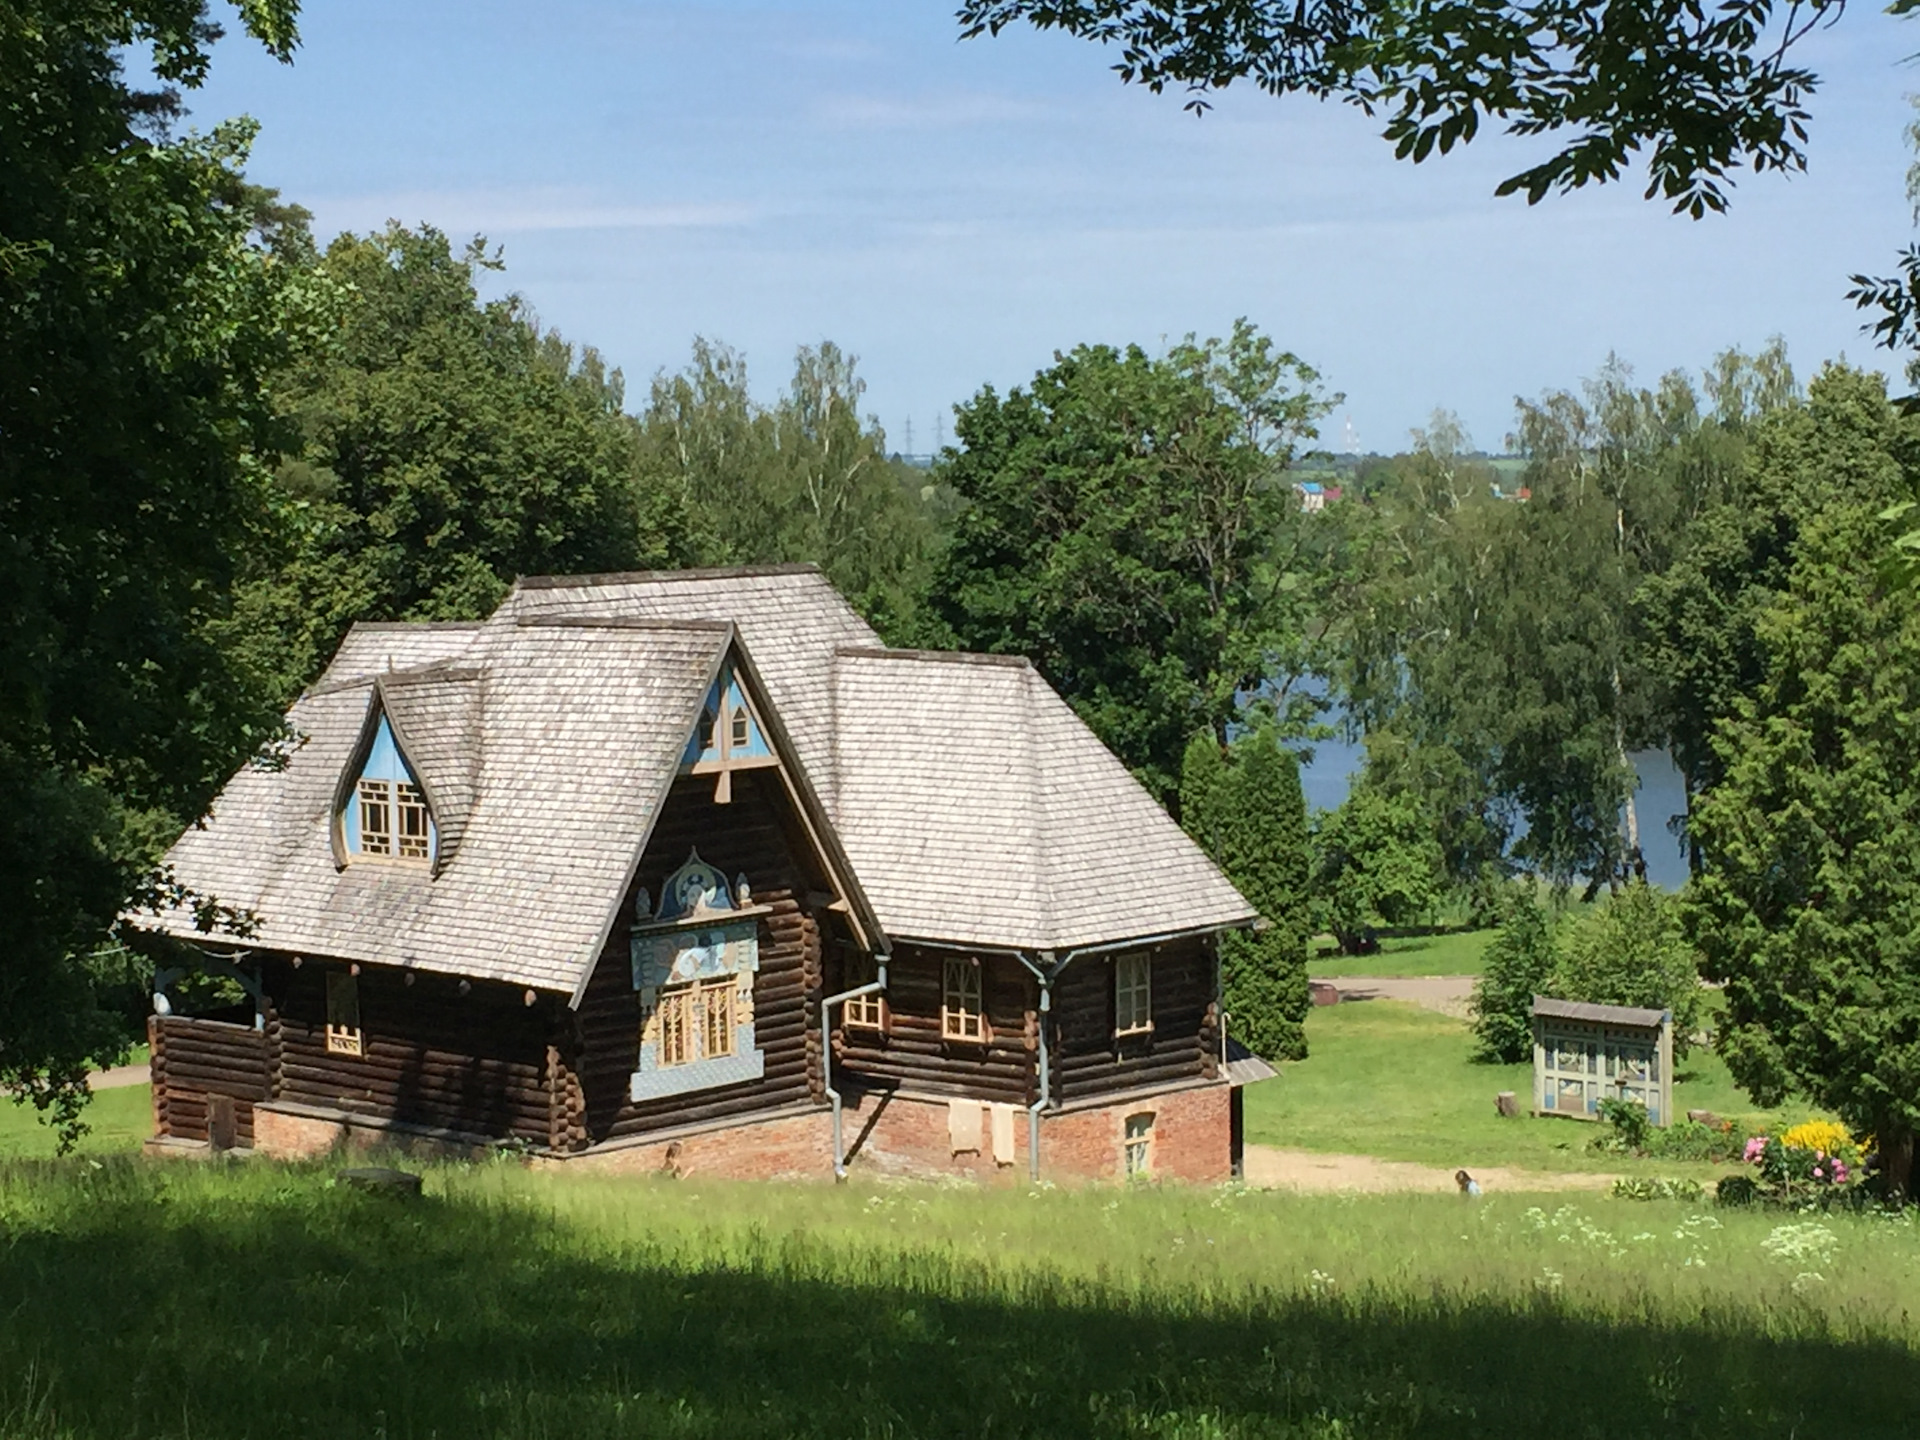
1244 999 1826 1176
0 1158 1915 1439
1308 930 1496 979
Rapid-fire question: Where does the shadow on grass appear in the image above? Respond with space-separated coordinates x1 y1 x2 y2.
0 1161 1914 1439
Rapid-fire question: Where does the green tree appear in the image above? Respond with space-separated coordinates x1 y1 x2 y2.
227 224 687 702
1549 882 1704 1057
636 338 935 638
1469 890 1558 1063
1 0 305 1138
1309 785 1446 954
928 321 1341 798
961 0 1856 217
1688 490 1920 1199
1179 727 1311 1060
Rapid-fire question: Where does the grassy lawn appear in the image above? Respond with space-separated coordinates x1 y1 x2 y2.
0 1084 150 1160
1245 1000 1829 1175
1309 928 1496 978
0 1158 1916 1437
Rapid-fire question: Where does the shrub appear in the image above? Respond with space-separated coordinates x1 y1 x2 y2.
1646 1119 1749 1164
1547 881 1704 1057
1469 890 1556 1063
1715 1175 1759 1207
1595 1096 1652 1153
1780 1119 1856 1156
1612 1177 1703 1203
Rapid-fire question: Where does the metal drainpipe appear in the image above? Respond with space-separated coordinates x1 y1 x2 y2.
1027 975 1052 1181
821 955 889 1180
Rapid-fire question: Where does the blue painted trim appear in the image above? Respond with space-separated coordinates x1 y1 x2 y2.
629 1041 764 1101
342 715 437 862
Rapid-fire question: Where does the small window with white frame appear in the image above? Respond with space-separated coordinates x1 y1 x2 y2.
1124 1111 1154 1177
941 957 986 1042
1114 952 1152 1036
844 952 885 1031
325 970 362 1057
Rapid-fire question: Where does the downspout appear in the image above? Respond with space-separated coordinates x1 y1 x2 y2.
821 953 889 1180
1029 971 1052 1182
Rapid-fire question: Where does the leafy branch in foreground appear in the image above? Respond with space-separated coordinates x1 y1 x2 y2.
957 0 1842 216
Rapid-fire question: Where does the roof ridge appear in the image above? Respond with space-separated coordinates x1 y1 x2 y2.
515 616 734 632
835 645 1033 670
344 621 484 632
515 563 824 591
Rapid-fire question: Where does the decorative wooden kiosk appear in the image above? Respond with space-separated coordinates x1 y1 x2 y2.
1530 997 1673 1126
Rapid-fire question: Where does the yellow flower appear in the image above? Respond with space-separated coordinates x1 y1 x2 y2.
1781 1119 1854 1155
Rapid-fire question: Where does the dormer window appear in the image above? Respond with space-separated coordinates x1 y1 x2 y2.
341 714 435 865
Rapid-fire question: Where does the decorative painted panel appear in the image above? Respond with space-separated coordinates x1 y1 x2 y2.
628 850 768 1102
1534 1017 1671 1124
680 666 772 769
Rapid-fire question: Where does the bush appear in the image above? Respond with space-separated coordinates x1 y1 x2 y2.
1716 1175 1759 1207
1470 890 1556 1063
1646 1119 1749 1164
1612 1177 1704 1203
1547 881 1704 1057
1596 1096 1652 1152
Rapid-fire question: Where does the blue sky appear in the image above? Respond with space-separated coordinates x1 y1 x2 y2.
189 1 1920 455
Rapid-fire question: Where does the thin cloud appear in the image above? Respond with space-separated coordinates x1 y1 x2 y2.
317 191 763 236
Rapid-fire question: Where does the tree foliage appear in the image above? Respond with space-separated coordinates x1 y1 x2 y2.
636 338 936 637
958 0 1844 217
1179 727 1311 1061
1549 882 1703 1056
0 0 306 1138
226 223 685 703
1688 489 1920 1199
928 320 1341 798
1469 891 1557 1063
1309 784 1445 954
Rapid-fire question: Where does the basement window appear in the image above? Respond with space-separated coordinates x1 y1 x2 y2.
941 958 986 1043
325 971 362 1057
1114 952 1152 1036
1124 1112 1154 1178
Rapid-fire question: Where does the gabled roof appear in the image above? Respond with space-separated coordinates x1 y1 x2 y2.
149 615 869 993
148 564 1255 988
830 647 1255 951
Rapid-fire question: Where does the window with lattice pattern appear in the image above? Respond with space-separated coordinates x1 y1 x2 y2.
357 780 393 856
325 971 362 1057
1115 952 1152 1036
394 782 430 859
655 978 738 1068
941 958 986 1042
845 953 885 1031
1124 1112 1154 1177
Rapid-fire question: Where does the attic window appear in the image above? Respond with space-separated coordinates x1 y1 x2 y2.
342 714 435 865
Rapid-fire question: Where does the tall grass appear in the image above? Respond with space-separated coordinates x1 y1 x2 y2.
0 1157 1916 1437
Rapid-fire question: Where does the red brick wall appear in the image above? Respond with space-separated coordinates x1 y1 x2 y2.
552 1107 832 1182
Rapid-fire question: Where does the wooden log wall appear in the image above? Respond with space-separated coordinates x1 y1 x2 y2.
832 946 1037 1104
573 770 832 1147
1051 936 1219 1103
150 1015 270 1146
264 960 552 1144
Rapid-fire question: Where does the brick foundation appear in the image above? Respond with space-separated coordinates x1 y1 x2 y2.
841 1080 1231 1184
551 1106 832 1181
243 1083 1232 1186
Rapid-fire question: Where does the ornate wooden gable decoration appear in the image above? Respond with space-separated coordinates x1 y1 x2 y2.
680 662 775 803
629 850 770 1101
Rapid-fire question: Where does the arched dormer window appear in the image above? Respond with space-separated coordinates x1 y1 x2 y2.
343 715 436 864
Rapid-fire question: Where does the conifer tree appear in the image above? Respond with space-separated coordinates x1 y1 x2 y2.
1180 728 1310 1060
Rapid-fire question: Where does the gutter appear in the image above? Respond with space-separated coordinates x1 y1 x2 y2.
820 953 889 1179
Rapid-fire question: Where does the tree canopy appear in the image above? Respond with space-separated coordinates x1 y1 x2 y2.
925 320 1342 799
958 0 1850 217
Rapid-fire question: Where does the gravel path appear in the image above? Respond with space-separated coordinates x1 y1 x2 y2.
1314 975 1477 1020
1243 1144 1614 1194
88 1063 149 1091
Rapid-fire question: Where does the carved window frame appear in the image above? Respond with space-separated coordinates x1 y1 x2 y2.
941 957 987 1043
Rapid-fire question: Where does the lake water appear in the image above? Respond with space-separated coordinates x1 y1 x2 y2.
1298 738 1693 891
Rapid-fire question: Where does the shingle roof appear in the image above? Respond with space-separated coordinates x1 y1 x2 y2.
150 619 734 992
147 565 1255 990
1532 997 1670 1028
830 647 1255 950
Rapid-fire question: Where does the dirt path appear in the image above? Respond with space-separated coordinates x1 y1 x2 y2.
1243 1144 1616 1194
88 1063 149 1091
1314 975 1476 1020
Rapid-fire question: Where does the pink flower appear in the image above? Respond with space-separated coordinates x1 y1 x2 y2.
1744 1136 1769 1164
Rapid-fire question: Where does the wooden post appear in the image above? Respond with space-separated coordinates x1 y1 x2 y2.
207 1093 237 1152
